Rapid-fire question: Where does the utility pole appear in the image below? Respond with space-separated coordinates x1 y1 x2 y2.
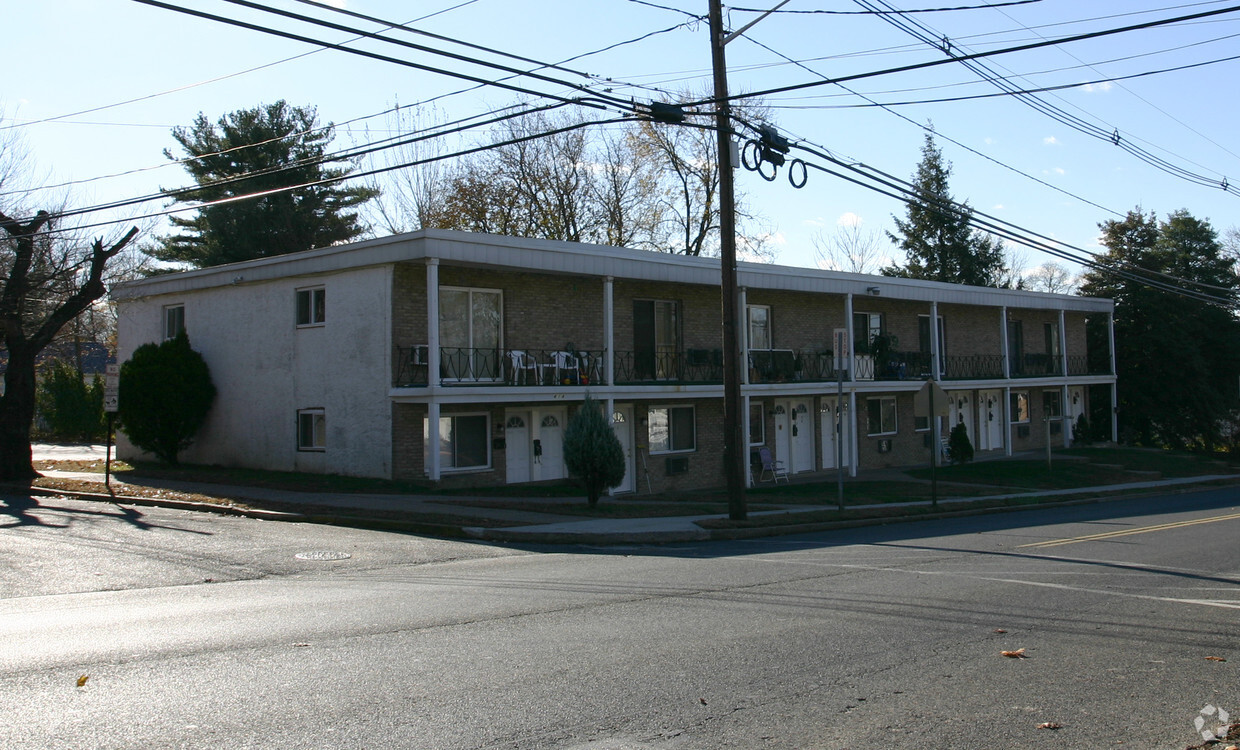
708 0 746 520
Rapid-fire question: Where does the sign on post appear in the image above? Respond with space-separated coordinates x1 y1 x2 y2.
103 363 119 413
913 379 951 418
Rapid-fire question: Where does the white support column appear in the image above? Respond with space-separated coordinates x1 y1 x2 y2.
1000 306 1010 379
739 287 749 385
848 390 858 477
427 401 441 481
930 301 940 381
426 258 442 481
1108 311 1117 378
426 259 440 390
845 293 855 382
1058 309 1068 378
742 394 752 487
1062 383 1071 448
1003 386 1013 457
603 276 614 386
1111 382 1119 443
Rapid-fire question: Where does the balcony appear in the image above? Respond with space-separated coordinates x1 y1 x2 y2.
943 354 1005 380
394 346 608 387
1010 353 1063 378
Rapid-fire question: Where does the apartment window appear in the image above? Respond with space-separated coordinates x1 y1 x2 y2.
436 413 490 471
1010 391 1030 423
1042 390 1062 418
633 300 680 380
297 409 326 451
1044 322 1061 358
164 305 185 341
853 312 883 353
440 287 502 381
867 396 897 436
748 403 765 446
648 405 695 453
296 287 326 326
918 314 946 374
747 305 771 350
1007 320 1024 374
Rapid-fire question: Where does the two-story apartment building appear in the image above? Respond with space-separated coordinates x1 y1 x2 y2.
113 229 1116 494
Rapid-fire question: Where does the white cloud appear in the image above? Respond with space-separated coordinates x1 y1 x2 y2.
836 211 863 228
1082 81 1113 93
803 216 828 229
984 137 995 145
1054 167 1066 176
1043 136 1059 146
992 204 1005 211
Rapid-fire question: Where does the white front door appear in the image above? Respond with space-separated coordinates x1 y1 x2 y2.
820 397 849 470
790 400 815 473
978 390 1003 451
505 412 531 484
610 405 635 494
773 404 791 471
950 392 974 447
1068 387 1085 435
535 411 566 481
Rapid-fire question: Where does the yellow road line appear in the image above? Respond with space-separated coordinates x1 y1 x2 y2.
1020 511 1240 548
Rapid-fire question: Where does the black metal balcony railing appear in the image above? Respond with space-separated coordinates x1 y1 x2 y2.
393 345 1112 388
1011 353 1063 378
394 346 609 387
943 354 1005 380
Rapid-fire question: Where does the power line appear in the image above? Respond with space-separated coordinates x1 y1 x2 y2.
729 0 1044 14
853 0 1238 195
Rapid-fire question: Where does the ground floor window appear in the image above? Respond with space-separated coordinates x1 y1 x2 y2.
1042 390 1062 418
867 397 897 436
1010 391 1030 423
748 403 764 445
649 405 695 453
297 409 326 451
437 413 490 470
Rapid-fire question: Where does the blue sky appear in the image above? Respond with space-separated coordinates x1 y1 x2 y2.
5 0 1239 276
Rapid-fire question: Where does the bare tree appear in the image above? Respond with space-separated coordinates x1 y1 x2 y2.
365 103 456 235
1023 260 1078 294
0 122 140 479
812 219 884 274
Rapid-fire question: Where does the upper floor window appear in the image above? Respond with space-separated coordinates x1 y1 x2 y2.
747 305 771 350
853 312 883 353
1007 320 1024 373
633 300 680 381
163 305 185 341
918 314 946 374
296 287 326 326
440 287 503 382
1044 322 1061 358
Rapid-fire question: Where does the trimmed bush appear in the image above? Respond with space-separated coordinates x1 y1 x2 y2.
563 394 626 507
117 332 215 465
948 421 974 464
36 359 106 441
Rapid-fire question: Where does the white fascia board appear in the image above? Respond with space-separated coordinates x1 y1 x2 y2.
113 228 1111 314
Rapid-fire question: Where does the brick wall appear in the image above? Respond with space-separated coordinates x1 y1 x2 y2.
746 290 846 353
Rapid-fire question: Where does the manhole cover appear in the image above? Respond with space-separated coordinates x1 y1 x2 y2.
295 551 352 561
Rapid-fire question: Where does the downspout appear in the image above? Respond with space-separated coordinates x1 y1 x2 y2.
426 258 441 481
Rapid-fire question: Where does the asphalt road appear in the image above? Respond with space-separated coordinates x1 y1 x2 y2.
1 489 1237 749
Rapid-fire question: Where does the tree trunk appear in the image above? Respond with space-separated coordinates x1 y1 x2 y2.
0 350 40 482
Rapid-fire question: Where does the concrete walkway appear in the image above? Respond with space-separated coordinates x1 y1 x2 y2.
26 443 1240 545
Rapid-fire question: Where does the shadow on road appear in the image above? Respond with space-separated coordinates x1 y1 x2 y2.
0 491 212 535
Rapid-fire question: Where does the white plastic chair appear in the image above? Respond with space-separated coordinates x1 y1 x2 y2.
507 350 538 385
546 350 580 384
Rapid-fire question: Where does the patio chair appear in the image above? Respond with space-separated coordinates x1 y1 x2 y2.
507 350 539 385
758 446 789 484
544 350 580 385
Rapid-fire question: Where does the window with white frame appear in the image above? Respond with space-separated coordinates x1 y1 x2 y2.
867 396 897 436
436 413 490 470
296 286 326 326
747 305 771 350
440 287 502 381
163 305 185 341
748 403 765 445
1010 391 1030 423
853 311 883 353
648 405 695 453
297 409 326 451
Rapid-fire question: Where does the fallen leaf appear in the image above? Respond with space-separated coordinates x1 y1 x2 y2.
993 628 1007 634
1205 656 1227 662
699 698 707 705
76 674 89 687
1037 722 1062 730
1000 648 1028 659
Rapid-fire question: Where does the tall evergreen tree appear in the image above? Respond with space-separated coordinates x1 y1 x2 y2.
563 394 625 507
1080 208 1240 449
154 101 377 267
883 133 1006 287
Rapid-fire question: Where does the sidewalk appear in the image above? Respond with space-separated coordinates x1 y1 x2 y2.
26 443 1240 545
